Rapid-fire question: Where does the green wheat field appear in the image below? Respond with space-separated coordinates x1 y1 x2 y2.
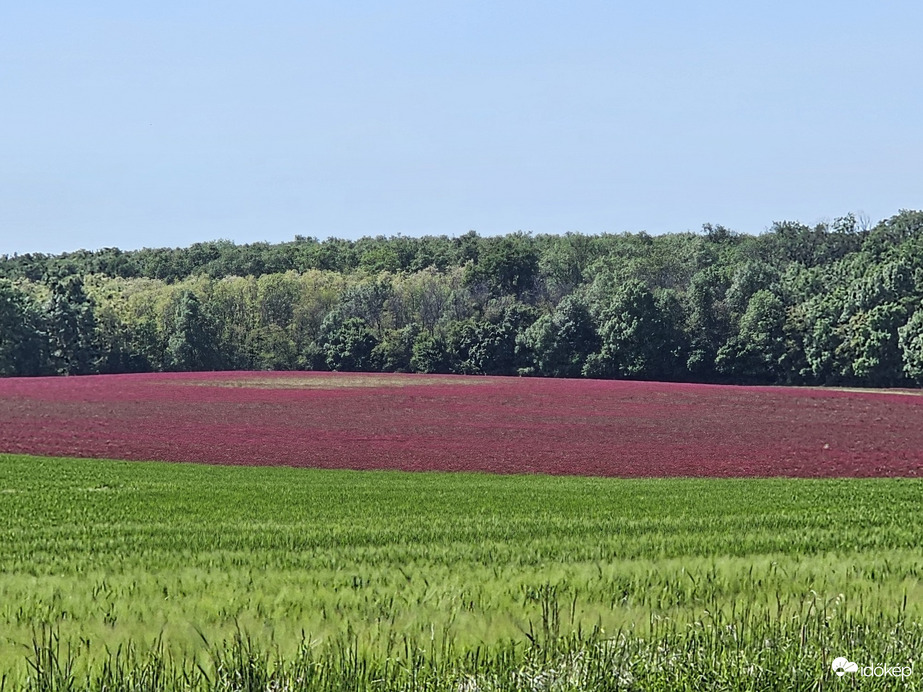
1 453 921 690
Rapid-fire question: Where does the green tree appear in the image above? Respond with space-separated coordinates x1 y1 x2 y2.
338 279 392 336
0 280 48 375
372 324 421 372
465 233 539 298
898 309 923 383
462 302 537 375
44 276 98 375
684 267 730 378
410 330 454 374
246 325 298 370
537 232 597 301
166 291 220 371
519 296 598 378
715 290 788 383
584 280 685 380
317 315 379 371
839 303 908 387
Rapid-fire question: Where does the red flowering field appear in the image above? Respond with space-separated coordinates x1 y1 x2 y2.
1 371 921 477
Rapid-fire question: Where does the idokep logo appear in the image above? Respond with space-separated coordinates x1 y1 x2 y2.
831 657 858 676
831 656 914 680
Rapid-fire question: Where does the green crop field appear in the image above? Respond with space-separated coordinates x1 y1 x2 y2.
1 453 922 690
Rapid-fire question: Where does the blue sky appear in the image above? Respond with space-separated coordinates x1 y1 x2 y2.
2 1 921 254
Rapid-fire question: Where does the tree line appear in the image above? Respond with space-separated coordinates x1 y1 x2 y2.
2 210 923 387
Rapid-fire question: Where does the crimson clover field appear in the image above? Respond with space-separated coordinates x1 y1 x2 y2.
1 372 922 690
2 371 922 477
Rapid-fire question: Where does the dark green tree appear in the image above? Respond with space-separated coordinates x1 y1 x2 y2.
898 310 923 383
166 292 220 371
317 315 379 372
410 330 454 374
715 289 788 383
584 280 685 380
465 233 539 298
0 280 48 375
45 276 98 375
519 296 598 377
684 267 730 378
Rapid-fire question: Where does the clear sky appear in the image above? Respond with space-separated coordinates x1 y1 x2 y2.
2 1 921 254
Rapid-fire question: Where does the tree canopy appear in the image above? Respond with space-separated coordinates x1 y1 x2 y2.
2 210 922 387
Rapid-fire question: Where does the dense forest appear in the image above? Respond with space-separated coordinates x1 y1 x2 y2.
2 209 923 387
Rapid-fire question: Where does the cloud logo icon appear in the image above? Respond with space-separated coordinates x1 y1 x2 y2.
832 657 859 676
